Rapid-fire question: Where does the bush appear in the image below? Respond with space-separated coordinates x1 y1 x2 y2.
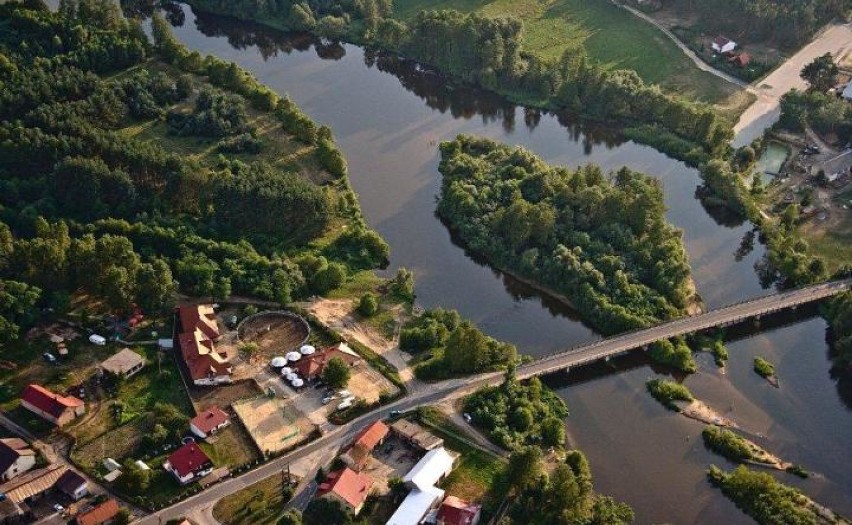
702 425 753 462
711 340 729 367
646 379 693 410
753 357 775 378
648 338 697 373
357 293 378 317
216 132 263 154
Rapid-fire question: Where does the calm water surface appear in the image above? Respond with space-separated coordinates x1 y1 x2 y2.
161 6 851 522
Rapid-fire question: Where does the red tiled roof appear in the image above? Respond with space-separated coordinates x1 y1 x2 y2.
317 468 373 510
177 305 220 341
176 305 230 381
20 385 83 418
190 407 229 434
76 499 119 525
166 443 212 478
731 52 751 66
438 496 481 525
353 421 388 452
292 344 360 379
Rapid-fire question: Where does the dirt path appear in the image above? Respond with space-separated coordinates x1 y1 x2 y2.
304 298 423 391
619 4 750 89
434 400 508 457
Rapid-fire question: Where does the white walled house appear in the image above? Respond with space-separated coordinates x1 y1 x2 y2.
0 439 36 482
712 36 737 54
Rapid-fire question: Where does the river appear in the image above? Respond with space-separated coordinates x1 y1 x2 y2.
159 6 852 523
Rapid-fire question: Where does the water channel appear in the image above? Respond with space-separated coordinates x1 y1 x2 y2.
161 6 852 522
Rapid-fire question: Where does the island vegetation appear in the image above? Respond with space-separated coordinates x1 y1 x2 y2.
464 375 568 450
753 357 776 378
646 378 694 410
187 0 734 164
0 0 389 343
436 135 697 338
708 465 849 525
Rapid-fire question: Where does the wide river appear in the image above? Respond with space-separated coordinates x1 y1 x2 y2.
164 6 851 523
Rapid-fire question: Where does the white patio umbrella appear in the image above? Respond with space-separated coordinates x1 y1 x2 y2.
290 378 304 388
300 345 316 355
286 351 301 362
286 373 299 381
280 366 293 375
270 356 287 368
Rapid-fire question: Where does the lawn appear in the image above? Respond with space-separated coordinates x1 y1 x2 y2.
392 0 744 107
213 475 294 525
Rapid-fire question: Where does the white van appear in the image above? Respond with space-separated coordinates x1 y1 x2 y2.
89 334 106 346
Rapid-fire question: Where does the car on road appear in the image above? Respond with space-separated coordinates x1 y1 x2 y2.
53 504 65 514
389 410 402 417
463 413 472 423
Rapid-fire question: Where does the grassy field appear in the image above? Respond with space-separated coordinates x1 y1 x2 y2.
212 475 294 525
392 0 745 108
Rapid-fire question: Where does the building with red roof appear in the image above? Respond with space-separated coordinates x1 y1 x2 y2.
437 496 482 525
341 420 389 470
163 442 213 485
292 343 361 381
189 406 230 439
75 498 120 525
317 467 373 515
174 305 232 386
20 385 85 427
730 52 751 68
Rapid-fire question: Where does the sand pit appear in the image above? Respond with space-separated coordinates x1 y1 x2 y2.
237 311 310 363
232 396 311 454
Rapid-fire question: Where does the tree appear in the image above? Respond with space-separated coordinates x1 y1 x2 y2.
511 406 533 431
136 260 175 313
322 357 351 389
541 417 565 447
388 476 407 502
303 498 352 525
119 459 151 493
504 447 543 493
113 509 131 525
443 322 490 374
277 509 303 525
389 267 415 301
357 292 379 317
800 53 839 92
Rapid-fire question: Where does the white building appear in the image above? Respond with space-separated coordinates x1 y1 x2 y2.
0 439 36 482
403 447 455 491
386 485 445 525
712 36 737 54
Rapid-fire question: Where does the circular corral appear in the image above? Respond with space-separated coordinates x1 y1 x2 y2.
236 310 310 360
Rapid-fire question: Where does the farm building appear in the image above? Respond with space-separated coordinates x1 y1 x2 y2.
20 384 85 427
189 406 230 439
403 447 456 492
99 348 145 379
712 36 736 54
386 484 445 525
0 438 36 482
317 467 374 515
164 442 214 485
175 305 232 386
390 420 443 452
341 420 389 471
0 465 66 505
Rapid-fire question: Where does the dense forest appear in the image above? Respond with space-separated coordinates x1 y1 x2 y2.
661 0 850 48
0 0 388 341
187 0 732 164
436 135 695 335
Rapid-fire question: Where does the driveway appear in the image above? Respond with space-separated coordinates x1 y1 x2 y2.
733 23 852 147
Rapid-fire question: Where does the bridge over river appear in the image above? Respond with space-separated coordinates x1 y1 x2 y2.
518 279 852 380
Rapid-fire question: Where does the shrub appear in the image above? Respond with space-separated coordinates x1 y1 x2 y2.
753 357 775 378
357 292 378 317
646 379 693 410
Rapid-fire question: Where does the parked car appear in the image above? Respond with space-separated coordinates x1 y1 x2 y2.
463 413 472 423
337 398 354 411
322 396 334 405
42 352 56 363
337 390 351 398
53 504 65 514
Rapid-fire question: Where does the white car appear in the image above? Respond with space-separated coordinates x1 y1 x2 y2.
337 390 351 398
337 396 356 411
322 396 334 405
53 504 65 514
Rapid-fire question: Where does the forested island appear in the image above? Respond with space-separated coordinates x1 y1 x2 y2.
436 135 697 335
186 0 732 165
0 0 388 339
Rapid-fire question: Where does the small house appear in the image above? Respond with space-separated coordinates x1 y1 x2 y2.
75 498 120 525
56 470 88 501
0 438 36 482
163 442 213 485
712 36 736 54
390 420 443 452
437 496 482 525
341 420 389 471
20 385 85 427
730 52 751 68
189 407 230 439
317 467 373 515
102 458 121 473
99 348 145 379
292 343 361 381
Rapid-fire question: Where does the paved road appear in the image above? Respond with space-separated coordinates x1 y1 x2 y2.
139 279 850 523
734 23 852 147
